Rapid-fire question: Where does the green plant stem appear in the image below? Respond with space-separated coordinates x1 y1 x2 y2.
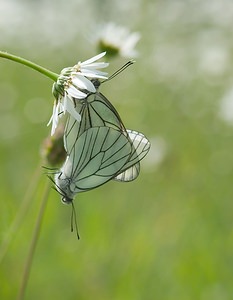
16 180 51 300
0 51 58 81
0 163 42 264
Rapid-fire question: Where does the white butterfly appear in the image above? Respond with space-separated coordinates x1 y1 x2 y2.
55 126 150 203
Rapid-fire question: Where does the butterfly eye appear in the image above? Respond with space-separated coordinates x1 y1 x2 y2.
61 196 73 205
91 78 101 89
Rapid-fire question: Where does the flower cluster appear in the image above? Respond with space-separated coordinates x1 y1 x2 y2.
48 52 109 135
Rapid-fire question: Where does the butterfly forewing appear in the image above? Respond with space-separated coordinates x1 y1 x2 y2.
59 127 133 194
64 91 126 155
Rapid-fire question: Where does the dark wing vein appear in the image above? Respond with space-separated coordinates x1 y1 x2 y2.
62 127 133 192
114 129 151 182
64 92 128 156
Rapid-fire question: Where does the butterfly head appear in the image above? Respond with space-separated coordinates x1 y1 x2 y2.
61 195 73 205
54 172 76 205
91 78 101 90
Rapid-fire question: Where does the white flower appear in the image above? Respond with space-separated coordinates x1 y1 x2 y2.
92 23 141 58
48 52 109 135
219 87 233 125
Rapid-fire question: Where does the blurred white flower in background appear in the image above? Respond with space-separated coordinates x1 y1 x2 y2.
91 22 140 58
143 136 167 172
218 87 233 125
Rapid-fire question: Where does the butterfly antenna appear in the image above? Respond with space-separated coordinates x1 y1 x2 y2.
47 175 67 200
43 166 60 175
102 60 135 84
71 202 80 239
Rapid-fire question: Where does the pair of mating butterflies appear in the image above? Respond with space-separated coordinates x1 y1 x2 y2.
54 79 150 202
52 67 150 236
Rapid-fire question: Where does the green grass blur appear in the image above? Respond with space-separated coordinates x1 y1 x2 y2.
1 0 233 299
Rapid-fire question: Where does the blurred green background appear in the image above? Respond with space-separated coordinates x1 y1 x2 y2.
1 0 233 299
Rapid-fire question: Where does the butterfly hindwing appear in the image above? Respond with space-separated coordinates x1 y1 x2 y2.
114 130 151 182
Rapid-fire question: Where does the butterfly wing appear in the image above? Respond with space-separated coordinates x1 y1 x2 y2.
114 130 151 182
56 126 134 198
64 92 127 155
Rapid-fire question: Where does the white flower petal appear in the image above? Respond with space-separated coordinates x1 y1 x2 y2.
64 95 81 122
66 85 87 99
81 62 109 69
121 32 140 57
79 69 108 79
63 94 68 112
47 101 62 135
47 101 56 127
72 75 96 92
80 52 106 66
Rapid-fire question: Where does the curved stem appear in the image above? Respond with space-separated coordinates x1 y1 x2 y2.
16 180 51 300
0 163 42 264
0 51 58 81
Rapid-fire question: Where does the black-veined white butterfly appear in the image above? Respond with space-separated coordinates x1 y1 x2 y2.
55 126 150 204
